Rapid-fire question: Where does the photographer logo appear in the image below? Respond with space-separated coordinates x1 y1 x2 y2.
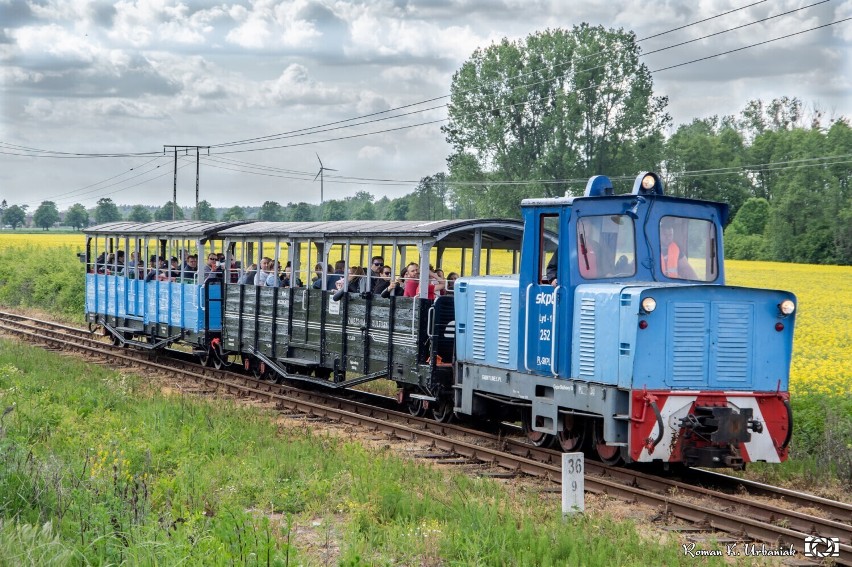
804 536 840 558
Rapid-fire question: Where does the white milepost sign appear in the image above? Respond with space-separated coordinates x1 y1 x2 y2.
561 452 584 515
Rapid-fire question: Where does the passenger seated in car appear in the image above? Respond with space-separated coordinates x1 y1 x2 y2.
381 266 407 298
256 257 274 286
265 260 282 287
446 272 459 293
415 266 445 300
202 253 224 284
347 266 368 293
238 263 257 285
372 265 393 296
281 262 302 288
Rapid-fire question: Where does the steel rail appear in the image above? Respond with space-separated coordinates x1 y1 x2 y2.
0 311 849 564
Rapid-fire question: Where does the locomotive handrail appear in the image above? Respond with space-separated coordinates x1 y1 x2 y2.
523 283 533 372
550 285 561 376
781 399 793 450
647 399 665 453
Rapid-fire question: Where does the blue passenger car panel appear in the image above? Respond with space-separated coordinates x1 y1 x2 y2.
85 273 221 333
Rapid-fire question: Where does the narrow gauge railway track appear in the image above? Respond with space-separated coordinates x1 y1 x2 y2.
1 311 850 565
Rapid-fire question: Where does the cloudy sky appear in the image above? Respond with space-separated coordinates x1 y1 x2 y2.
1 0 850 211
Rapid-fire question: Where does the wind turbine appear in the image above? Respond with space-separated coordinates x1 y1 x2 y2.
314 153 337 217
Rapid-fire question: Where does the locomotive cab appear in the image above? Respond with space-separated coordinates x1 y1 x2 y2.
454 172 796 468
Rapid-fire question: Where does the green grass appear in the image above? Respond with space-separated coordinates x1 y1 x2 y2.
0 340 714 565
0 245 85 320
743 395 852 491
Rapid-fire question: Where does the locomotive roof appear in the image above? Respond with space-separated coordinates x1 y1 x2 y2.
218 219 534 248
84 220 249 237
520 193 730 223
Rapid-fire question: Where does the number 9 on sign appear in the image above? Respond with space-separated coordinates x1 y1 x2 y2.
561 452 584 515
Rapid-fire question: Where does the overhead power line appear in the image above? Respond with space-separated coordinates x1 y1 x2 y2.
207 15 850 158
5 1 846 206
209 0 774 151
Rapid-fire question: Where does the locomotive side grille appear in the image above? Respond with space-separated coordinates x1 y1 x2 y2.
472 290 487 360
671 303 708 382
497 292 513 364
578 296 595 378
712 302 752 383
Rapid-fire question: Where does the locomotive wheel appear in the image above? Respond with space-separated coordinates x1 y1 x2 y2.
593 421 624 466
557 415 585 452
242 354 253 374
109 332 123 347
252 360 267 380
431 399 455 423
522 413 554 448
407 398 426 417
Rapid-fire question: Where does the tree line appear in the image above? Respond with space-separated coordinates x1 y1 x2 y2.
2 26 849 265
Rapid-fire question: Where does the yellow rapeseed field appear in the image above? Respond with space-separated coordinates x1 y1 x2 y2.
2 233 849 397
726 260 852 398
0 232 86 250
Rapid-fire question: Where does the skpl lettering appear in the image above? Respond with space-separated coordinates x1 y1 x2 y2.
534 291 556 306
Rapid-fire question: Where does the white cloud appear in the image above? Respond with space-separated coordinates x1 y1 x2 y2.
225 0 321 49
13 24 102 64
0 0 848 207
357 145 386 160
346 11 481 61
253 63 351 107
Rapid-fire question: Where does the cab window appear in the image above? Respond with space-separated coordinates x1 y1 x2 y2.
539 214 559 284
659 216 718 282
576 215 635 279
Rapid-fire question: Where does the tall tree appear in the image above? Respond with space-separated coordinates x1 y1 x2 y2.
724 198 770 260
127 205 153 223
665 118 751 216
33 201 60 230
383 197 409 221
2 204 26 229
444 25 669 216
94 198 122 224
258 200 285 221
153 201 184 221
408 173 450 220
353 201 376 220
222 206 246 221
193 200 217 221
64 203 89 230
288 202 313 221
321 199 347 221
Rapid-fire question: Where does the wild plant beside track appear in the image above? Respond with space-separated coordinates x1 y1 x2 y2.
0 235 850 486
0 342 699 565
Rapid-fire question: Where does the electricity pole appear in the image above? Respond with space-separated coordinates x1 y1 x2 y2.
163 145 210 220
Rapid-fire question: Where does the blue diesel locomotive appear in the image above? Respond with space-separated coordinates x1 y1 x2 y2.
453 172 796 468
83 172 796 469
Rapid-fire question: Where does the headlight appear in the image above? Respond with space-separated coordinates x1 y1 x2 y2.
641 297 657 313
779 300 795 316
641 174 656 190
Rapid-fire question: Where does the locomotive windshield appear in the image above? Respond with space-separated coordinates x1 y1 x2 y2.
659 216 718 282
576 214 636 279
